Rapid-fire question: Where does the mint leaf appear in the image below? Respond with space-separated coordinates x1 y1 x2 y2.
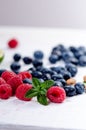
40 89 46 95
40 80 54 89
37 94 48 105
32 78 41 88
25 88 38 98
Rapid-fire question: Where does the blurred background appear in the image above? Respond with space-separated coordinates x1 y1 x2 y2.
0 0 86 29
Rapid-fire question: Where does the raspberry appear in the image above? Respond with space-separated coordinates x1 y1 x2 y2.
18 71 32 80
1 71 16 82
7 76 23 95
47 86 66 103
0 77 6 85
0 84 12 99
16 83 32 101
8 39 18 48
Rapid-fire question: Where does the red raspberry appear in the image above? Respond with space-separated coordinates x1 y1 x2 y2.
1 71 16 82
0 77 6 85
16 83 32 101
8 39 18 48
0 84 12 99
47 86 66 103
18 71 32 80
7 76 23 95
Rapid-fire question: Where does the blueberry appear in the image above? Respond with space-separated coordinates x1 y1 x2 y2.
28 67 36 73
13 53 21 62
62 51 74 61
52 47 58 52
41 74 51 81
69 46 78 53
0 69 6 76
65 63 77 77
23 78 32 84
50 67 66 74
39 67 56 76
74 49 84 59
58 79 66 87
51 49 62 60
36 66 43 71
54 81 63 87
49 55 59 64
23 57 32 64
34 50 44 60
32 71 42 78
12 70 19 74
74 83 85 94
68 57 78 65
78 46 86 52
51 74 63 81
64 85 76 97
63 71 71 80
10 62 21 71
32 60 43 68
78 55 86 66
56 44 66 52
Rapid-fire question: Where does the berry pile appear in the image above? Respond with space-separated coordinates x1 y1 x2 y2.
0 41 86 105
0 71 32 97
50 44 86 66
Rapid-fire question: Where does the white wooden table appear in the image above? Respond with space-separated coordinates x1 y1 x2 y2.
0 27 86 130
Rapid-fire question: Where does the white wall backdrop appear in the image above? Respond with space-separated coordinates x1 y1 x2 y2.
0 0 86 28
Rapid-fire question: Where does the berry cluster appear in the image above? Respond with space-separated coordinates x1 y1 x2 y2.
0 40 86 105
50 44 86 66
0 70 32 100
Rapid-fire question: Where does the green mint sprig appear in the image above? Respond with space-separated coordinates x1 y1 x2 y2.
25 78 54 105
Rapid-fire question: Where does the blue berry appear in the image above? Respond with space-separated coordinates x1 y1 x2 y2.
32 71 42 78
28 67 36 73
54 81 63 87
64 85 76 97
74 83 85 94
78 55 86 66
39 67 56 76
34 50 44 60
32 60 43 68
13 53 21 62
23 78 32 84
49 55 59 64
62 51 74 61
68 57 78 65
65 63 77 77
10 62 21 71
74 49 84 59
23 57 32 64
51 50 62 60
12 70 19 74
50 67 66 74
41 74 51 81
56 44 66 52
63 71 71 80
69 46 78 53
58 79 66 86
51 74 63 81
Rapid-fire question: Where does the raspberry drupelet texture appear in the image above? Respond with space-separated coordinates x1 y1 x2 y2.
7 76 23 95
18 71 32 80
1 71 16 82
0 84 12 99
0 77 6 85
16 83 32 101
47 86 66 103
